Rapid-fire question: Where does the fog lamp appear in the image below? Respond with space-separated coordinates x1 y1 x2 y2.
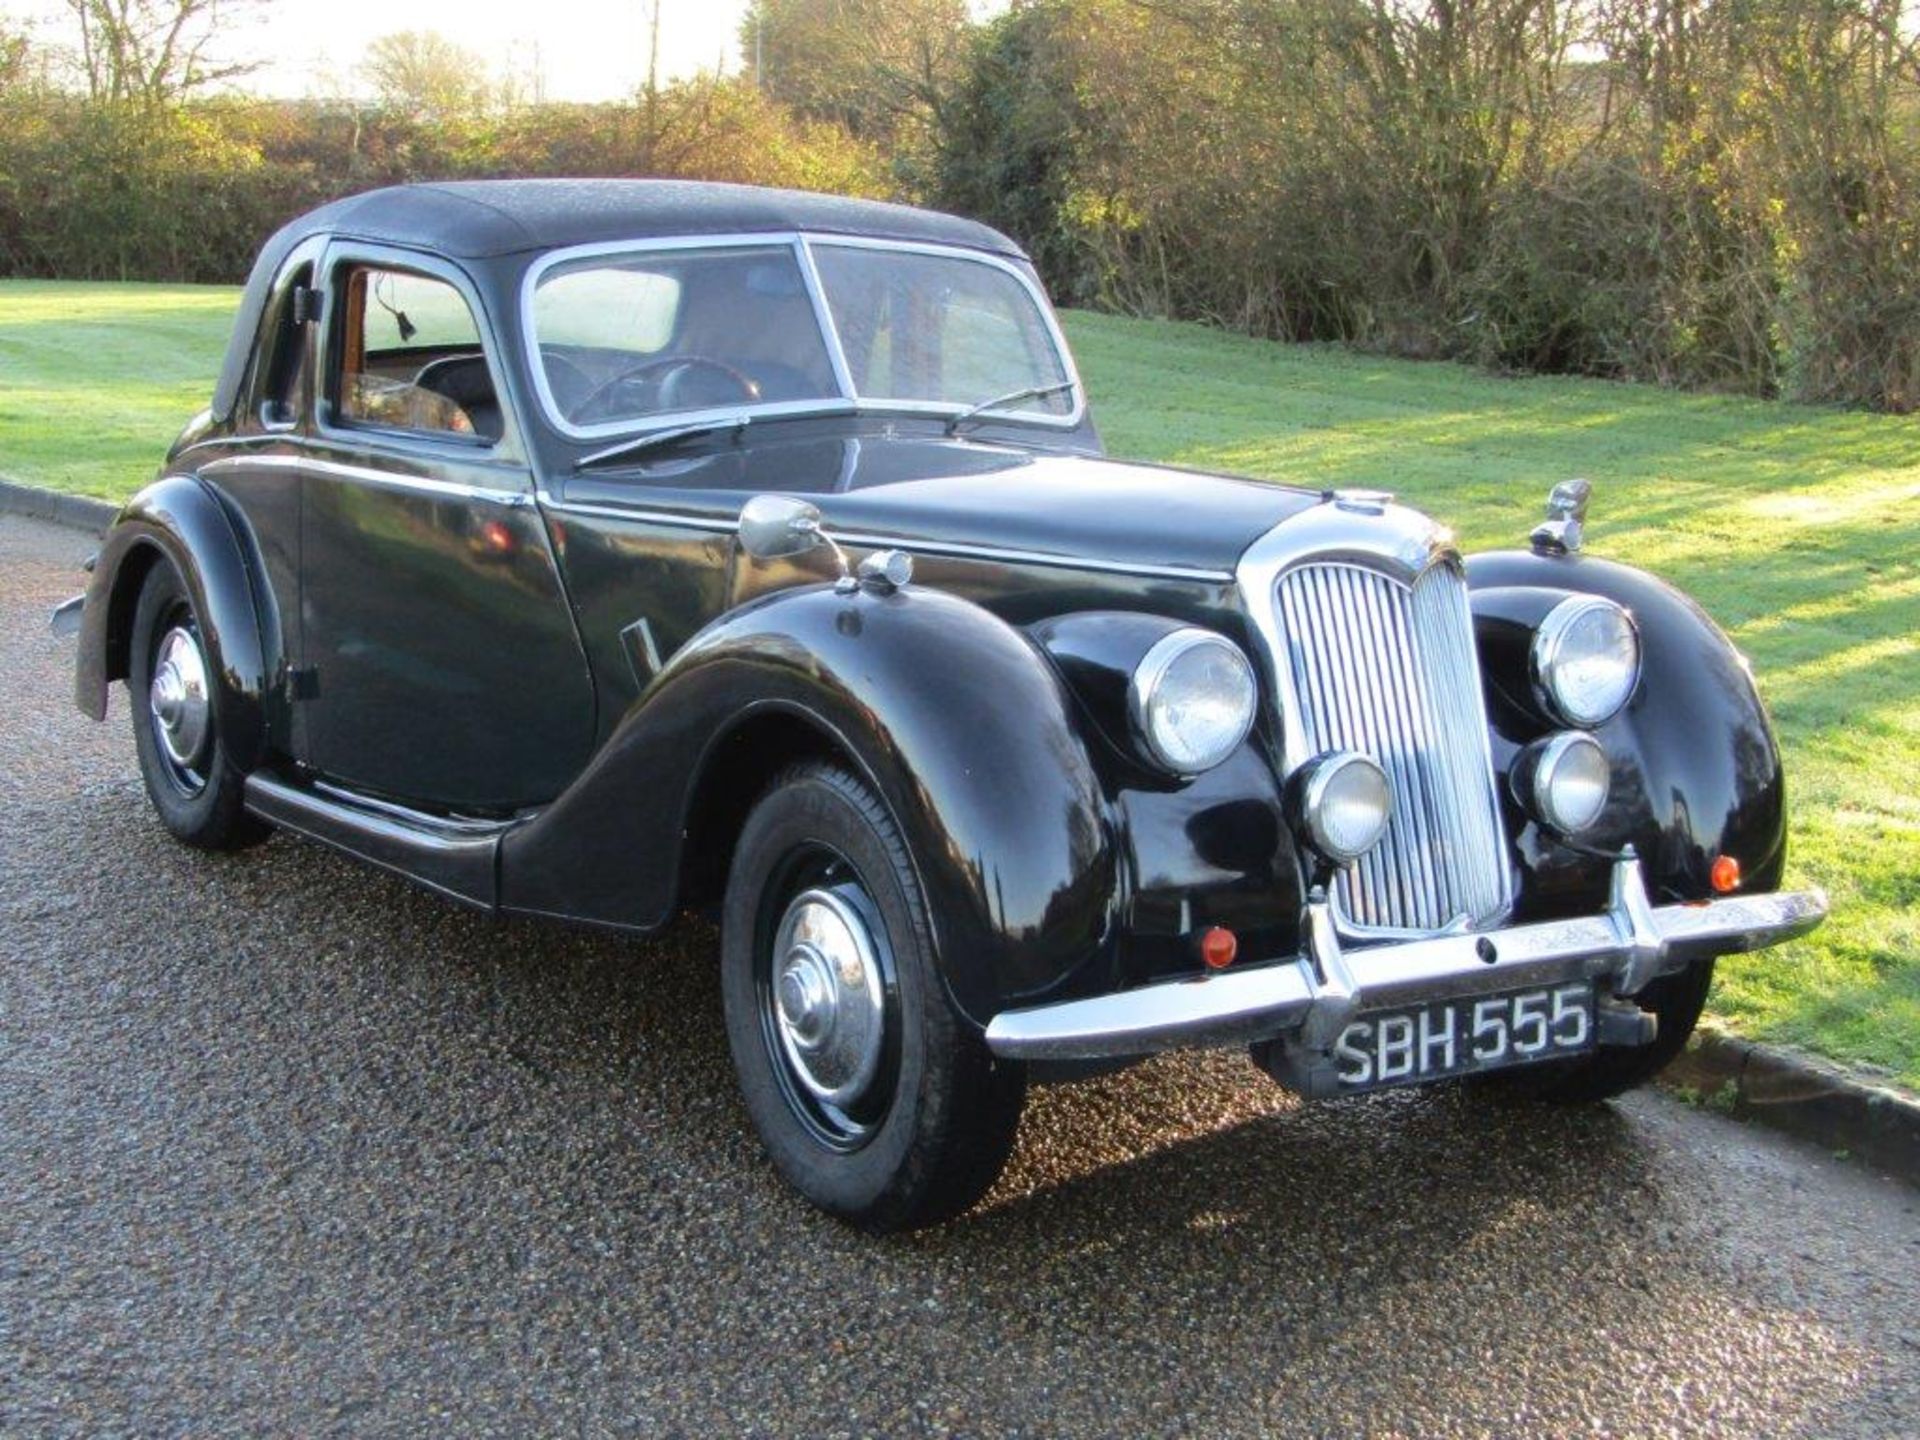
1521 731 1611 835
1296 751 1392 864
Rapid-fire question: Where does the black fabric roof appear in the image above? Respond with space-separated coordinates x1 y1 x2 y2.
299 179 1023 259
211 180 1025 421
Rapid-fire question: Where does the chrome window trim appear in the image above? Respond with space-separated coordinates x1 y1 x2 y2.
201 454 532 507
519 232 1086 442
794 237 859 400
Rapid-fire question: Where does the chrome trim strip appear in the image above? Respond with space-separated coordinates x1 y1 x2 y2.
984 859 1828 1061
199 454 532 506
528 496 1236 581
519 231 1086 442
532 494 741 534
822 530 1232 583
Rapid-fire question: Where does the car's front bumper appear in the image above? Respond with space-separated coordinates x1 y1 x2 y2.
983 851 1826 1064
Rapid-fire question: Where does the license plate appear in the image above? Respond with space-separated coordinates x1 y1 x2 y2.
1333 982 1595 1092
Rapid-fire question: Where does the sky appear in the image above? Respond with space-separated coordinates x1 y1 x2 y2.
6 0 764 102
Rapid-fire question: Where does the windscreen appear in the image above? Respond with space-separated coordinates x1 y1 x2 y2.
810 244 1073 417
531 244 841 429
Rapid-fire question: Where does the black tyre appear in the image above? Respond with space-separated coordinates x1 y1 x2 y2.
128 558 268 851
1490 959 1716 1104
721 762 1026 1232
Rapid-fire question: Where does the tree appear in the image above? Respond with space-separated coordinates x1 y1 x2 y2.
362 30 494 123
61 0 267 106
739 0 969 142
1 20 38 94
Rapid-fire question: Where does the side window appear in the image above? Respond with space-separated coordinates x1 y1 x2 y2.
332 263 501 441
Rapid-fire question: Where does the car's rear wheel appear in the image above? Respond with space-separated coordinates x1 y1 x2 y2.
1487 958 1716 1104
128 558 268 851
721 762 1025 1232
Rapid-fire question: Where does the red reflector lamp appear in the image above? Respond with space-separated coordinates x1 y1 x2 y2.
1199 926 1238 970
1711 854 1742 894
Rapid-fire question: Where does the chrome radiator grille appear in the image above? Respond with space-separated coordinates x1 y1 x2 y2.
1275 560 1511 933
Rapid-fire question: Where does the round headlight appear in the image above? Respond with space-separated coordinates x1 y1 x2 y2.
1298 751 1392 863
1525 731 1611 834
1128 629 1258 775
1532 596 1640 727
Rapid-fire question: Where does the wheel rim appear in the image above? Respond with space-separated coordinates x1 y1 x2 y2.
757 854 899 1151
148 620 211 793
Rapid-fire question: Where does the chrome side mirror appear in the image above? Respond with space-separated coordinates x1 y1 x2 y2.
738 494 825 560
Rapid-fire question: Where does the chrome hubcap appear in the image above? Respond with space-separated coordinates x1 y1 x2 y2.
770 887 886 1107
149 625 210 770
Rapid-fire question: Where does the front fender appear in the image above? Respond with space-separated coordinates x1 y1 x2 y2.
1468 549 1786 914
499 582 1120 1025
74 474 276 769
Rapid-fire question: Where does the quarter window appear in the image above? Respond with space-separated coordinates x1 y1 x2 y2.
259 263 312 427
333 264 501 440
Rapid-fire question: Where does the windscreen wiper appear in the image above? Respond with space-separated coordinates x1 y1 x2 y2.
945 380 1077 435
575 413 752 470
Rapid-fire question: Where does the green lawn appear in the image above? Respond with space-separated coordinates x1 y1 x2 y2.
4 279 1915 1088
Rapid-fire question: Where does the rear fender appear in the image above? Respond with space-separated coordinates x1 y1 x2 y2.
74 474 277 769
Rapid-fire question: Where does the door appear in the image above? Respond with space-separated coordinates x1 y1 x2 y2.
297 244 595 811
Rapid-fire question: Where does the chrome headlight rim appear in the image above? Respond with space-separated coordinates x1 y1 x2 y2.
1297 749 1393 864
1530 595 1641 728
1126 627 1258 777
1526 730 1612 835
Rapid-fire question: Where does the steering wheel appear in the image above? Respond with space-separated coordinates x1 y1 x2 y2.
413 354 503 440
569 357 761 424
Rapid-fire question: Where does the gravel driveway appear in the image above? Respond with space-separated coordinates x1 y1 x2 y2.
3 511 1916 1438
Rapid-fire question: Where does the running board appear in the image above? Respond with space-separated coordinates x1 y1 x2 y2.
243 773 516 909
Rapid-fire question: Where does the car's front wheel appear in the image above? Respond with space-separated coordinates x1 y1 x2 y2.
128 558 267 851
721 762 1026 1232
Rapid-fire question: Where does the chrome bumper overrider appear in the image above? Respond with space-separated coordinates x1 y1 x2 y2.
983 853 1827 1062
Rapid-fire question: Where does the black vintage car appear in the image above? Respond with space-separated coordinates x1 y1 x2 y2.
71 180 1825 1230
